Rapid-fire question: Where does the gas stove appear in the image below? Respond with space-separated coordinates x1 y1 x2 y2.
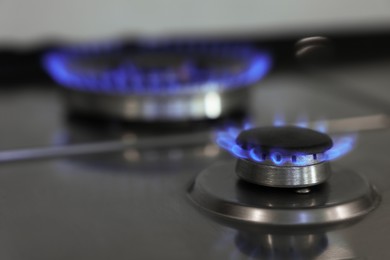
0 39 389 260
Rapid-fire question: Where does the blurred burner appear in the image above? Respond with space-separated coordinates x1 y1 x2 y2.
43 42 271 122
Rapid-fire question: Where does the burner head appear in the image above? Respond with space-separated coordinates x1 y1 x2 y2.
236 126 333 165
235 126 333 188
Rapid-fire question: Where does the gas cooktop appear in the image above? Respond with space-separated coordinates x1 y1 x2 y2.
0 40 389 260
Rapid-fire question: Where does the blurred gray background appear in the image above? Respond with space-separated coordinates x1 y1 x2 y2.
0 0 389 42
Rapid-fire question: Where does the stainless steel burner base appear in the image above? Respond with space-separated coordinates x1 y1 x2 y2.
236 159 331 188
188 161 379 226
64 87 248 122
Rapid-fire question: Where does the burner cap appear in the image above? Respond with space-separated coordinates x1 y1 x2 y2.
236 126 333 154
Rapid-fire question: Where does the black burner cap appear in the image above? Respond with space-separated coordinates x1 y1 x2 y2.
236 126 333 154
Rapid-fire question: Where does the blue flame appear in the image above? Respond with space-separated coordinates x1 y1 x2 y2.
43 42 272 95
249 148 263 162
273 113 285 126
227 126 241 138
326 134 357 161
216 133 236 151
216 120 356 166
243 120 253 130
293 154 316 166
314 120 328 133
270 152 285 165
295 115 309 128
231 145 248 159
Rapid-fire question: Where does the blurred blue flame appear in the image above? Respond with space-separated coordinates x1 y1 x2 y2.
43 42 272 95
243 120 253 130
232 145 248 159
273 113 285 126
216 119 356 166
227 126 241 138
314 120 328 133
295 115 309 128
216 134 236 151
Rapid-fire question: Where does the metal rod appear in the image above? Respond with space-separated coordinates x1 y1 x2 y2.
0 131 212 163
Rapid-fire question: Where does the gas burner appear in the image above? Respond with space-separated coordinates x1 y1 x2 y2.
43 42 271 122
217 124 357 188
235 126 333 188
188 123 379 226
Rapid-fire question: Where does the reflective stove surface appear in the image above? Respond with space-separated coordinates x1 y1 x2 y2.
0 60 389 259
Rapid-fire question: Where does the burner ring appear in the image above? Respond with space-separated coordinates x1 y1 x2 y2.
236 159 331 188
